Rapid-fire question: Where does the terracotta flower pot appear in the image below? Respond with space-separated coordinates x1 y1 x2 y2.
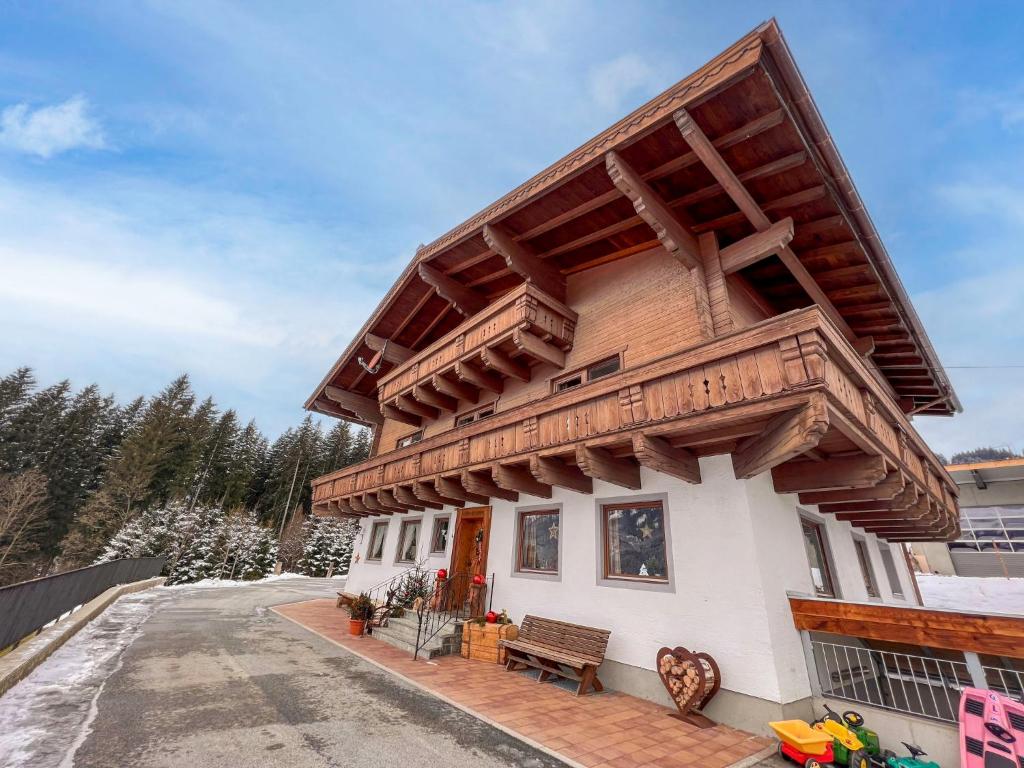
349 618 367 636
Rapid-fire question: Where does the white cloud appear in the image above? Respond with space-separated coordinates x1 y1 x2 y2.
955 84 1024 132
587 54 658 112
0 95 106 158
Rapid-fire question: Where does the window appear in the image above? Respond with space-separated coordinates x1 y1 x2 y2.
854 539 879 599
367 521 389 561
429 516 450 554
949 505 1024 552
396 431 422 449
878 544 904 597
455 403 495 428
396 519 421 563
516 509 560 574
553 355 621 393
801 519 837 598
601 501 668 582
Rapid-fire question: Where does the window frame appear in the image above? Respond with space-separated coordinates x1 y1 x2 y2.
429 515 451 555
800 515 839 599
396 430 423 449
853 536 880 600
878 543 905 598
595 493 674 593
394 518 422 564
513 505 562 580
454 402 497 428
366 520 389 563
551 353 623 394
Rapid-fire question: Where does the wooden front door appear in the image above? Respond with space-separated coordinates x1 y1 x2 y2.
450 506 491 604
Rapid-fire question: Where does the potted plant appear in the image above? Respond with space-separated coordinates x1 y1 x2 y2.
348 593 374 636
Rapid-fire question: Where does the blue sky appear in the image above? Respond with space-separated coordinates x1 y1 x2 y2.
0 1 1021 457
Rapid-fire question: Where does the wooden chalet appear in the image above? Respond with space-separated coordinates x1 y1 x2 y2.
302 19 967 730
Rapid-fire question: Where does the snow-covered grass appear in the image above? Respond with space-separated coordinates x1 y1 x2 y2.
917 573 1024 615
159 572 346 589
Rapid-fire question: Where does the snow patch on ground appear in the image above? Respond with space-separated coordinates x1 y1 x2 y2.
918 573 1024 615
0 590 165 768
159 571 346 589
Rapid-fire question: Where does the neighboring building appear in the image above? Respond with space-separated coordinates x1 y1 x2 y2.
912 458 1024 578
305 20 961 730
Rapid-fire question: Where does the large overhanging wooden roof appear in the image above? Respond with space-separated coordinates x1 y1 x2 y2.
306 19 960 421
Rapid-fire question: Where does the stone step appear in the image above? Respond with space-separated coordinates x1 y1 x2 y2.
371 614 463 658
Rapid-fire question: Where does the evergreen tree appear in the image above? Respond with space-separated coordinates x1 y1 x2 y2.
297 516 357 576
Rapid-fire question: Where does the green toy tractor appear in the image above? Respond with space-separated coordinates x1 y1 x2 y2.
876 742 940 768
830 707 881 756
814 705 881 767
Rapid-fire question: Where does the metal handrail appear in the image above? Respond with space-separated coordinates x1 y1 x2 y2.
0 557 166 650
413 572 493 660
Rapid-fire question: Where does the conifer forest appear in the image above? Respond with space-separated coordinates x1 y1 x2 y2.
0 367 367 586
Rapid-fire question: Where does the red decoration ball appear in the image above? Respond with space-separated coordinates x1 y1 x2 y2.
436 568 448 580
472 574 485 585
485 611 498 623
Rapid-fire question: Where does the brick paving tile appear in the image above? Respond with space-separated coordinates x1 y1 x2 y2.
273 599 773 768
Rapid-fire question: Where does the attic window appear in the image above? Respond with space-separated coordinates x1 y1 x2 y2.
455 404 496 428
396 431 423 449
553 355 622 393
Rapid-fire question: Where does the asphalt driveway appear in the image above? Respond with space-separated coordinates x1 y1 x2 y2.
0 577 564 768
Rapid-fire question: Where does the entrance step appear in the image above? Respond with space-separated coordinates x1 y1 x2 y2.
370 614 463 659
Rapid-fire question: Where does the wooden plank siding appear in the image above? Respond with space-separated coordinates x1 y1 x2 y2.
789 596 1024 659
313 306 958 541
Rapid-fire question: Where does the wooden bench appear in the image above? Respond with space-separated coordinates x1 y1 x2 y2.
501 615 610 696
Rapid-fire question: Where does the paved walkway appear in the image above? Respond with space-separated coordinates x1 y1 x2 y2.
275 598 774 768
0 578 563 768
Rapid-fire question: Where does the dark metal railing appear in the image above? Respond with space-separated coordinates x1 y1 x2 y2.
360 564 430 634
0 557 166 651
414 572 493 660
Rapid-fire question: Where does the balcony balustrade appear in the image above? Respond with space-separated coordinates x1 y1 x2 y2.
313 306 959 542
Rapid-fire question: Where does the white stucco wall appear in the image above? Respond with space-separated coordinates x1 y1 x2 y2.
341 454 918 705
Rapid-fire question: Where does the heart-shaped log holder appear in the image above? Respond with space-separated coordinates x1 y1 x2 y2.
656 646 721 728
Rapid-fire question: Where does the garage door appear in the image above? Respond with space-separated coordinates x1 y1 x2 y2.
951 550 1024 578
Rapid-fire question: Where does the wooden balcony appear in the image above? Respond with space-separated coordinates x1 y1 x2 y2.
312 307 959 542
374 283 577 426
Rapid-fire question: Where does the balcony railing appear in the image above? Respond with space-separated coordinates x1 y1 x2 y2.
375 283 577 426
792 594 1024 724
313 306 958 541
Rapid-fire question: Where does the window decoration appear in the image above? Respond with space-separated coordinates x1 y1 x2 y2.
553 354 621 393
429 516 450 554
601 501 668 581
878 544 904 597
801 519 836 598
396 519 421 563
854 539 879 598
516 509 560 573
367 521 388 561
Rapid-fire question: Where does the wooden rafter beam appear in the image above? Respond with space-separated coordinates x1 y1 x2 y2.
454 361 503 394
395 484 441 510
413 481 464 508
719 217 795 274
576 445 641 490
347 495 371 515
381 403 420 427
324 385 384 425
511 329 565 368
418 262 487 316
732 397 829 479
481 347 530 382
493 464 552 499
605 150 700 269
772 454 888 494
482 224 566 301
461 470 518 502
364 333 413 365
412 384 457 412
436 476 489 505
363 492 402 514
631 432 700 484
431 373 479 404
379 488 422 512
395 394 438 421
827 486 921 518
674 109 858 344
798 471 905 505
529 454 592 494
